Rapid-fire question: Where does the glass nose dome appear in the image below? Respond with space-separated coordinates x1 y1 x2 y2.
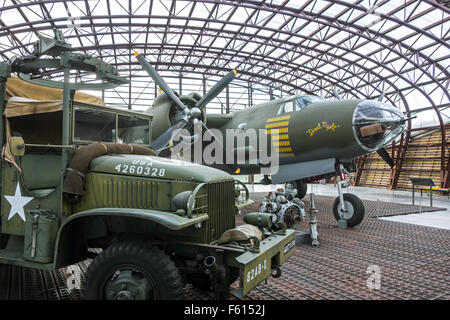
352 100 405 152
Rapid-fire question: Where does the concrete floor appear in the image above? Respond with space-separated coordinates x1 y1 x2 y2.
245 183 450 230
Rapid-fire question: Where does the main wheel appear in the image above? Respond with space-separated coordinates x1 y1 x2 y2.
332 193 365 227
295 181 308 199
82 241 183 300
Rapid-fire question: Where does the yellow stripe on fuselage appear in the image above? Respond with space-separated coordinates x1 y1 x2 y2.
265 127 289 134
275 147 293 153
265 121 289 129
273 141 290 147
279 153 295 157
271 134 289 140
266 115 291 123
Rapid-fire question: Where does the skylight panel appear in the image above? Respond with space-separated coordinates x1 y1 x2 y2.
2 9 25 27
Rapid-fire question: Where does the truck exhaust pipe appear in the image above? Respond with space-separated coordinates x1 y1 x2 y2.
204 256 219 279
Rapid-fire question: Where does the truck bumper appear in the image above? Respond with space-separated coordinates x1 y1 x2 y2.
232 229 296 297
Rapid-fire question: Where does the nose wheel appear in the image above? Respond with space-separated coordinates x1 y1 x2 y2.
333 164 365 227
332 193 365 227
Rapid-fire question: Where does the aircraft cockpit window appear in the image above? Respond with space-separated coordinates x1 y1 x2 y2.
276 103 286 115
277 102 296 115
284 102 294 113
295 99 305 111
295 96 323 110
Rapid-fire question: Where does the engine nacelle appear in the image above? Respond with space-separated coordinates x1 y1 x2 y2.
145 92 205 142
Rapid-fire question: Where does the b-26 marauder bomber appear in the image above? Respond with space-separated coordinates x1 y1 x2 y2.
135 53 408 228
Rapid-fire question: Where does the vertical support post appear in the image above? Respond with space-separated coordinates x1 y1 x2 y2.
0 62 11 152
226 85 230 114
62 64 70 171
248 83 252 108
430 185 433 207
390 130 410 190
445 151 450 188
179 74 182 96
61 62 71 216
0 78 7 150
353 155 366 186
128 76 132 110
309 193 319 246
202 75 206 96
128 51 132 110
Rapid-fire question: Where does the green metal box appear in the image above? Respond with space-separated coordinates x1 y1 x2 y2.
24 210 59 263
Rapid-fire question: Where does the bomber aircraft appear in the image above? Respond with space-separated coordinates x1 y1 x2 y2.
134 52 407 227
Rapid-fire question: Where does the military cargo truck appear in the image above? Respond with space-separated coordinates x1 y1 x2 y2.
0 30 296 300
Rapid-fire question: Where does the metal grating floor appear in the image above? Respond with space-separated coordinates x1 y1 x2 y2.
0 194 448 300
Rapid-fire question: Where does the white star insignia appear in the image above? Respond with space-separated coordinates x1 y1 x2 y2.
4 183 33 222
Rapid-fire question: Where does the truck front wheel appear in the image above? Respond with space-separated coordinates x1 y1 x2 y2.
82 241 183 300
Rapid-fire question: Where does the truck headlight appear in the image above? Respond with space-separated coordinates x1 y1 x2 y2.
172 191 193 211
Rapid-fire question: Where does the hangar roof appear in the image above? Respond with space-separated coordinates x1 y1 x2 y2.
0 0 448 129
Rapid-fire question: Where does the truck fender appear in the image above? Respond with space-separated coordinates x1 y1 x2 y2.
52 208 208 269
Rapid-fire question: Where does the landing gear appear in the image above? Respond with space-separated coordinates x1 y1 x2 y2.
333 164 365 227
260 175 272 185
332 193 365 227
294 181 307 199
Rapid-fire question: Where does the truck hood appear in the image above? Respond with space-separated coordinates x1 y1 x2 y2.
89 154 233 183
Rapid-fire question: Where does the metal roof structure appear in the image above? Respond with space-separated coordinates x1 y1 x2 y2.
0 0 449 172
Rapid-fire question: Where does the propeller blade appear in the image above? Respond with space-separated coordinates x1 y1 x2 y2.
151 119 187 151
377 148 395 168
134 52 187 112
195 70 237 109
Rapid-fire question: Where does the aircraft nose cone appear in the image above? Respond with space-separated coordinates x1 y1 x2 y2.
352 100 405 152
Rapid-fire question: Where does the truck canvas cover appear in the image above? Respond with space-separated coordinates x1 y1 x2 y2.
5 76 105 106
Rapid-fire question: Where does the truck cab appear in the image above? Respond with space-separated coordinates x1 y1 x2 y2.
0 30 296 300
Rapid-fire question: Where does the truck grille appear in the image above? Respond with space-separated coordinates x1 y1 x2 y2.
204 180 236 243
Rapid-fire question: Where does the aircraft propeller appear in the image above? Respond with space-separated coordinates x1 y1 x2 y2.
134 52 235 151
376 148 395 169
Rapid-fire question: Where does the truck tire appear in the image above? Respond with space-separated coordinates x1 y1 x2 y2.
332 193 365 227
82 241 183 300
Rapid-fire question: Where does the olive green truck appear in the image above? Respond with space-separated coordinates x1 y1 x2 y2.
0 31 296 300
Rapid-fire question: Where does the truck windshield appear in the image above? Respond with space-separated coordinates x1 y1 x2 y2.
73 106 150 145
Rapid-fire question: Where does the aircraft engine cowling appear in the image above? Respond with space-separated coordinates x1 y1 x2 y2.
146 91 206 142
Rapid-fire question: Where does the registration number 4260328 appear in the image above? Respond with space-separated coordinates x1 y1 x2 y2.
114 164 165 177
